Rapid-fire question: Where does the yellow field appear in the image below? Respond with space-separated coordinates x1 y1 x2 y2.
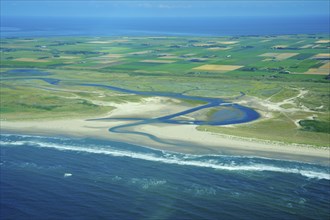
98 54 124 59
320 62 330 69
217 41 238 45
304 62 330 75
260 53 278 57
262 58 274 62
193 43 214 47
312 44 323 49
14 58 49 63
272 45 288 49
140 60 176 64
315 40 330 44
312 53 330 59
193 64 243 72
300 44 313 49
128 51 151 55
207 47 231 51
259 53 298 60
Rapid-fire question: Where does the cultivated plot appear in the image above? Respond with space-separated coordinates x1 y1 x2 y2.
193 64 243 72
259 53 299 61
304 62 330 75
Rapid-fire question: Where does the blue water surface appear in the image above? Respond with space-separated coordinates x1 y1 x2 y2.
1 134 329 220
1 16 329 37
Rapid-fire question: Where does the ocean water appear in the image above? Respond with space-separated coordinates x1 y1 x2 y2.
1 16 329 37
1 134 329 219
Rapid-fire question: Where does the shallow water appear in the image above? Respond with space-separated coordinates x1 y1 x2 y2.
1 134 329 219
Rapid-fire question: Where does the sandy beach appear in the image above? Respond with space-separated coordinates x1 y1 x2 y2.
1 97 329 165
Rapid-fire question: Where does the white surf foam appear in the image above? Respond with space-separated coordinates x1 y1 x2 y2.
64 173 72 177
1 139 329 180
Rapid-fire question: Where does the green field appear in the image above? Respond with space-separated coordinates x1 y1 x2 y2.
1 35 329 147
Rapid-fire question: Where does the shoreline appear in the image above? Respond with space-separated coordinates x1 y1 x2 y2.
1 118 329 165
1 95 329 166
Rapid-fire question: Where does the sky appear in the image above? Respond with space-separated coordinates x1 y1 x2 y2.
1 0 329 18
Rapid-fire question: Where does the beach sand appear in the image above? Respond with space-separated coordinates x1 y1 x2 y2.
1 97 329 164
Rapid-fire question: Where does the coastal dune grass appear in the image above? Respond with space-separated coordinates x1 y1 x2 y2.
198 112 330 147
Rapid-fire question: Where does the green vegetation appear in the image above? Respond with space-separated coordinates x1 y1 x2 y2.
0 35 329 146
198 113 330 147
299 120 329 133
0 86 113 120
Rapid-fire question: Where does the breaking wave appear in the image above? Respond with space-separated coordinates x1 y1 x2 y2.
1 134 329 180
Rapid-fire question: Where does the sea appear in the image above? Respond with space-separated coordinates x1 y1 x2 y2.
1 134 329 220
1 16 330 219
0 16 329 37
